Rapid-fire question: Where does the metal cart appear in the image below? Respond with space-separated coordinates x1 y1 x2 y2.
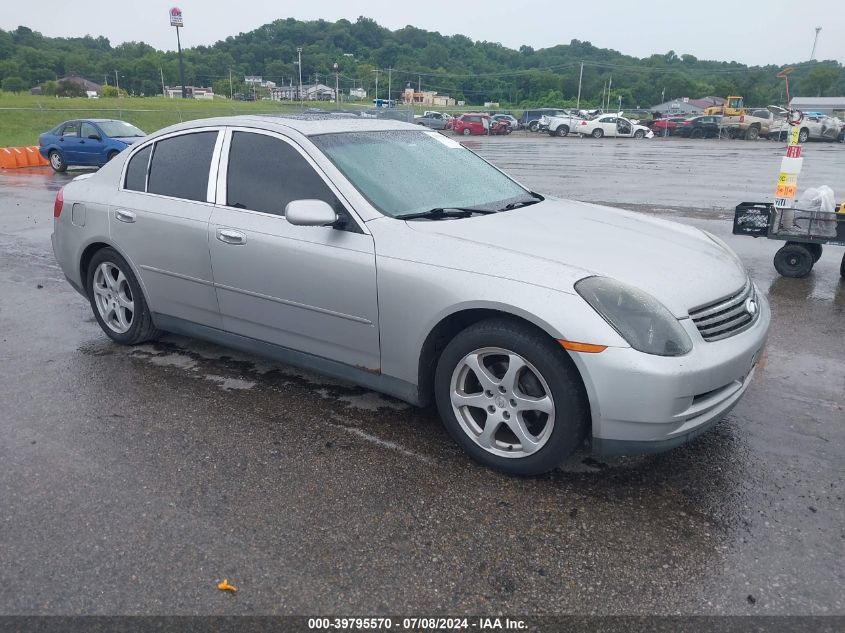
733 202 845 278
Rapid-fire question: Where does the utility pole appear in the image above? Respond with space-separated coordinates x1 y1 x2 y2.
114 70 120 94
606 75 612 111
810 27 822 61
575 61 583 111
418 75 421 93
229 68 233 99
160 67 166 97
334 62 339 105
296 47 303 106
373 69 381 101
388 67 392 105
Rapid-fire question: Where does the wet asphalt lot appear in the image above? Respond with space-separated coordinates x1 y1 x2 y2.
0 135 843 616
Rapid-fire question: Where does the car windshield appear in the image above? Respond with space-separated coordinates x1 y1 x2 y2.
97 121 145 138
311 130 532 218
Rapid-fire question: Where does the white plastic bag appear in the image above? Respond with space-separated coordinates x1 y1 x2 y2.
796 186 837 238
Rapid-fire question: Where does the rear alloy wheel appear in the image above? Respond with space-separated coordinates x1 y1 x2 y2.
87 247 160 344
435 319 587 475
462 128 472 136
746 126 760 141
591 128 604 139
774 243 814 278
556 125 569 137
528 121 540 132
49 150 67 173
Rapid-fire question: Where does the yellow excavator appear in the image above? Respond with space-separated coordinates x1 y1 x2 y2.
703 96 746 116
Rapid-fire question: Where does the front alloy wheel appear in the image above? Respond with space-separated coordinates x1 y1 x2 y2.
434 319 587 475
450 347 555 458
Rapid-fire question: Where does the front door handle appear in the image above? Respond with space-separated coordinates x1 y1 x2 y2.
114 208 136 223
216 228 246 245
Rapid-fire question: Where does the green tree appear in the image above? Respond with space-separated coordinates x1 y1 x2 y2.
1 76 26 92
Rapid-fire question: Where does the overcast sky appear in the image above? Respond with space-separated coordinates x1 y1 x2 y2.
2 0 843 67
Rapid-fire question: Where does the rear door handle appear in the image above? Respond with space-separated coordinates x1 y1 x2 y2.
114 208 136 223
216 228 246 245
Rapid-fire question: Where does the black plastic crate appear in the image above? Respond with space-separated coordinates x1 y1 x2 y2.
733 202 772 237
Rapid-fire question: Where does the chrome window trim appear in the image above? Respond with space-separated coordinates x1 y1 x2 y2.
215 126 369 235
118 127 224 204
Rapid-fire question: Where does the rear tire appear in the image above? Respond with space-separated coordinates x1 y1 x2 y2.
591 128 604 139
690 129 703 139
774 243 814 278
87 247 160 345
528 121 539 132
556 125 569 137
462 128 471 136
746 126 760 141
434 318 588 475
49 150 67 173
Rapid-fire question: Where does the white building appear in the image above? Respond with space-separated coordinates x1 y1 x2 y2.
349 87 367 100
164 86 215 100
790 97 845 115
271 83 336 101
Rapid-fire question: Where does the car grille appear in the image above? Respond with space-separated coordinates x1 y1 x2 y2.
689 280 759 342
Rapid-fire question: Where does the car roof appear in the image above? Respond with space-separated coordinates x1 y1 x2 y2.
148 115 420 138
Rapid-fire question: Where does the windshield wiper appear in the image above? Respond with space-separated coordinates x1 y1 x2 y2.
397 207 496 220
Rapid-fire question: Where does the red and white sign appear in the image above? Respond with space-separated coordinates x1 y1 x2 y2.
169 7 184 27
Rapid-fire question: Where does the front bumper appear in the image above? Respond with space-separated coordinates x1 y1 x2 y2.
574 290 770 456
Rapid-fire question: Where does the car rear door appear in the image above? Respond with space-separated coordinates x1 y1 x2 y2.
111 128 223 329
57 122 84 162
207 128 380 371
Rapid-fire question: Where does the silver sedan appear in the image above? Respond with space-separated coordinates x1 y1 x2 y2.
51 116 769 474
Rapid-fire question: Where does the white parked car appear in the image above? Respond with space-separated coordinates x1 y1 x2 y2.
541 112 588 137
576 115 654 139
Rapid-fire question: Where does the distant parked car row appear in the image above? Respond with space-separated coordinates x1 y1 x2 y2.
648 107 844 142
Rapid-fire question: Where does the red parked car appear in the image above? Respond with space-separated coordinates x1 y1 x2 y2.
452 113 511 136
649 116 688 136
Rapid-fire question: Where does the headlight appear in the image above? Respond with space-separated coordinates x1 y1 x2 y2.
575 276 692 357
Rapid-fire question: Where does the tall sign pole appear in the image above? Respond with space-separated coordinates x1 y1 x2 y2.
169 8 186 98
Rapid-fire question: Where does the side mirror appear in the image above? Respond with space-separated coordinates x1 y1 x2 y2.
285 199 338 227
88 134 101 141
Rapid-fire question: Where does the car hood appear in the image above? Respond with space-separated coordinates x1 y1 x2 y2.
112 137 142 145
403 199 747 317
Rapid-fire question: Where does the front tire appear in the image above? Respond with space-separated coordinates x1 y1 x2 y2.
746 126 760 141
774 243 814 278
107 150 119 162
49 150 67 173
87 247 160 344
556 125 569 137
633 130 645 139
434 319 587 475
528 121 539 132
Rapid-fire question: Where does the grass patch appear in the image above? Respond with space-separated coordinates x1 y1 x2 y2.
0 94 359 146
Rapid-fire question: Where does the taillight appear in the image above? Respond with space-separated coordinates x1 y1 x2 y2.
580 121 587 125
54 187 64 218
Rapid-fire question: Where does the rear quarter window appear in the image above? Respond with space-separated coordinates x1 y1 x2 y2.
124 145 152 192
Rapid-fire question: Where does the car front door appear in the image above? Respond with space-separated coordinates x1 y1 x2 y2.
78 122 106 165
616 118 634 137
208 129 380 371
111 128 223 329
57 122 83 162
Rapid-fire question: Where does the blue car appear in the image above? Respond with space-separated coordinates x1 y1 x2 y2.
39 119 146 172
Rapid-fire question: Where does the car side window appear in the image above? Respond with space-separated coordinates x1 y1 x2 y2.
124 145 152 192
147 131 218 202
226 131 343 218
80 123 98 139
61 123 79 137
